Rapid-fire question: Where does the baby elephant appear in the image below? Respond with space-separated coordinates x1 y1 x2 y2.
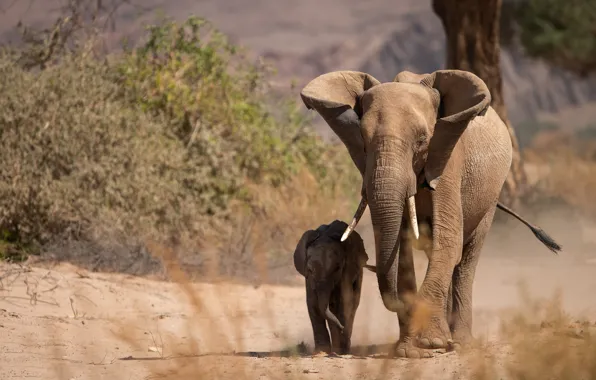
293 220 370 354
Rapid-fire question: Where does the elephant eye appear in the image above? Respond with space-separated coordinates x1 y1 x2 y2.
333 261 343 273
415 135 428 151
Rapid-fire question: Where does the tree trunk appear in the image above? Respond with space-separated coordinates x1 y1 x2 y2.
432 0 526 208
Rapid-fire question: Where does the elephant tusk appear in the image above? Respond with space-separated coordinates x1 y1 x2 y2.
341 197 368 242
408 196 419 240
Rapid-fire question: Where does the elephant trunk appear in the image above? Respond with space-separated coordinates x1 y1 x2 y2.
324 305 344 331
368 174 406 315
309 278 344 331
367 142 415 318
339 141 418 319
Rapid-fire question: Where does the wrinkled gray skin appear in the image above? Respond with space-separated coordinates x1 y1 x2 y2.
300 69 562 359
293 220 369 354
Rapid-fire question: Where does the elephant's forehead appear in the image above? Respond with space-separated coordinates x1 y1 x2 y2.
308 240 341 260
361 82 436 127
363 82 431 106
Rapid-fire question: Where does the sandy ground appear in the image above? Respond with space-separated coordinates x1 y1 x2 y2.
1 209 596 380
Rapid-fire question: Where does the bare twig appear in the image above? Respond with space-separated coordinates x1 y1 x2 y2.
148 329 165 358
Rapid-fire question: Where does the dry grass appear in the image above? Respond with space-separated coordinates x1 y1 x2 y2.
459 282 596 380
523 129 596 216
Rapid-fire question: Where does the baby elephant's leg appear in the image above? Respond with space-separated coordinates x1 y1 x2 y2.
328 286 344 354
342 271 363 353
306 285 331 353
330 273 363 355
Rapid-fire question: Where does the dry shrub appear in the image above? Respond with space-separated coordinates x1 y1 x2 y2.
0 15 361 280
188 168 359 284
216 169 358 279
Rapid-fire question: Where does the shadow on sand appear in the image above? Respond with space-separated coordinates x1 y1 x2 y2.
117 342 402 361
234 342 400 359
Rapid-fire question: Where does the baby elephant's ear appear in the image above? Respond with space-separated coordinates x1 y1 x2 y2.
324 220 349 241
345 231 369 269
293 230 319 277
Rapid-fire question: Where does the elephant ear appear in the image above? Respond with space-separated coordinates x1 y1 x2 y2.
344 230 369 282
324 220 349 241
394 69 491 190
320 219 367 281
346 231 368 268
301 71 381 176
293 229 320 277
326 220 367 272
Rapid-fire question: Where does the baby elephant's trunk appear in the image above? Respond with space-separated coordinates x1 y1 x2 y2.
324 306 344 331
316 286 344 331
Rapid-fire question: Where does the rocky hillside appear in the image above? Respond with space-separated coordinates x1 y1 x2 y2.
2 0 595 142
264 10 596 136
358 11 596 128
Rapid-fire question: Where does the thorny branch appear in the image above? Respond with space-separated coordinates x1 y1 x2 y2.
5 0 154 69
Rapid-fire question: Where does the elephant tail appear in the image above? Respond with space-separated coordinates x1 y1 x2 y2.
496 202 562 254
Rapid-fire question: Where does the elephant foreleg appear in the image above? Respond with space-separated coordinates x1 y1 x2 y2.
450 206 496 347
342 273 363 354
410 180 463 352
397 225 418 342
329 275 362 355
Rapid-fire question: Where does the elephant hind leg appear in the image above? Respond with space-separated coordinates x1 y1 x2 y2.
450 206 497 347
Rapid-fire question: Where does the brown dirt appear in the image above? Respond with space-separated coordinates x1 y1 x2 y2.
1 208 596 380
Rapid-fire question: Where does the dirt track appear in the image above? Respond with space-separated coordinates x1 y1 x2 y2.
1 210 596 380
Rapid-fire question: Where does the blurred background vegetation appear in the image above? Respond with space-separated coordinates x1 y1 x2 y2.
506 0 596 77
0 9 359 280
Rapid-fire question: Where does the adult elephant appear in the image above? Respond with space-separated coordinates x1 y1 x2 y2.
300 69 561 358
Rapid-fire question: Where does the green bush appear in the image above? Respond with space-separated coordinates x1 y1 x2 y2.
508 0 596 76
0 16 359 262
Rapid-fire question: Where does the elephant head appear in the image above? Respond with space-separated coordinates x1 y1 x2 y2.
300 70 491 312
293 220 368 345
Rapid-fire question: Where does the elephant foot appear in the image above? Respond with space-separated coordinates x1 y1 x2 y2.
313 344 331 354
393 338 448 359
409 298 453 350
329 346 350 356
416 334 453 350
